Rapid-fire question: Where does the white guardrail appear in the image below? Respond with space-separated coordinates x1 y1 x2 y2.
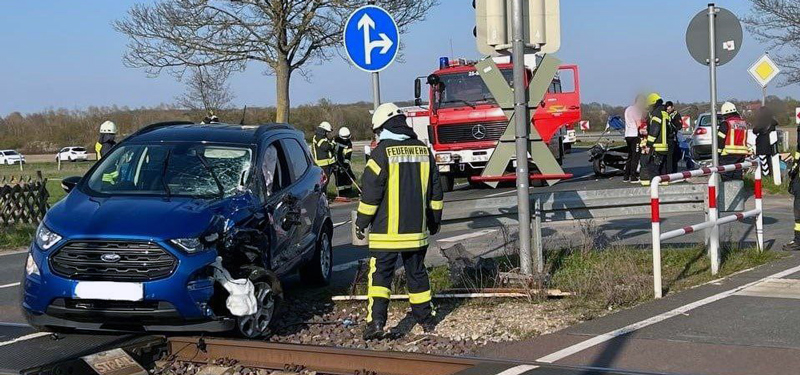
650 161 763 298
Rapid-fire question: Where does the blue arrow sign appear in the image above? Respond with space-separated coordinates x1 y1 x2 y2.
343 5 399 73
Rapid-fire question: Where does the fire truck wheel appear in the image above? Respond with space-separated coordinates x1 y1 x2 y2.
440 174 454 192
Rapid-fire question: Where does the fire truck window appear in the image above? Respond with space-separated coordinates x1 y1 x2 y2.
556 69 575 93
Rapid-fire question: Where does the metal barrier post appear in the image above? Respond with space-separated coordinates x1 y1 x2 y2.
650 176 663 299
755 162 764 251
708 172 720 275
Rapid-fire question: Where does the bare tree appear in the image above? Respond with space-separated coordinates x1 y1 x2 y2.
114 0 438 123
176 65 236 113
744 0 800 85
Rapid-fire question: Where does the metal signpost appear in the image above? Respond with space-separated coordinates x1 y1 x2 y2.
343 4 399 110
686 4 742 168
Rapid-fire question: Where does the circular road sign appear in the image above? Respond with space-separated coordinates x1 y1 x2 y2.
343 5 399 73
685 7 743 66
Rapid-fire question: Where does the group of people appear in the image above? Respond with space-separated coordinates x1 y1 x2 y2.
311 122 355 195
623 93 751 184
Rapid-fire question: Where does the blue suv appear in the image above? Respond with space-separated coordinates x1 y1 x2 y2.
22 122 333 338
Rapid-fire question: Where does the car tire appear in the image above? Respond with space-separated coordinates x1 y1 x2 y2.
300 229 332 286
593 158 606 177
440 174 454 192
70 156 75 162
236 280 277 339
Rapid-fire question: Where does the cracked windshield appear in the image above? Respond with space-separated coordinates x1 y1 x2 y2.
87 144 252 198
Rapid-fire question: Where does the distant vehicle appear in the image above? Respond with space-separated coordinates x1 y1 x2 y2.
22 122 333 338
690 113 720 160
0 150 25 165
56 147 88 162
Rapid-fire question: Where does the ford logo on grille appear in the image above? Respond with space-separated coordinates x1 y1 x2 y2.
471 124 487 140
100 253 121 263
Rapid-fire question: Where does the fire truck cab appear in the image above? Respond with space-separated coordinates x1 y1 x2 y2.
411 56 581 191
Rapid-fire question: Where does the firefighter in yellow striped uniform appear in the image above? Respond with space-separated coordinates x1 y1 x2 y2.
312 121 336 192
641 93 670 185
355 103 444 340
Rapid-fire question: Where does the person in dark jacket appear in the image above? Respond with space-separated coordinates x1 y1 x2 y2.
641 93 670 185
312 121 335 192
95 120 117 160
665 101 683 173
355 103 444 340
334 127 354 195
754 106 779 178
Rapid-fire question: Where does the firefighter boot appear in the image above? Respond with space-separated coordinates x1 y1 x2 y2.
419 314 437 334
783 241 800 251
362 321 387 340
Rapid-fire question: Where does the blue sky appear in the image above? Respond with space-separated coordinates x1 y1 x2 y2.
1 0 797 116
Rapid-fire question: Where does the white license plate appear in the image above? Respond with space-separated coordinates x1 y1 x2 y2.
74 281 143 301
473 155 489 162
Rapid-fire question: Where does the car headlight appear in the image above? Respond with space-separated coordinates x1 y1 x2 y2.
435 153 452 163
25 254 39 276
35 224 62 250
171 238 209 254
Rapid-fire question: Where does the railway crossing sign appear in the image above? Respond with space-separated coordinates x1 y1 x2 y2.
343 5 399 73
748 54 780 88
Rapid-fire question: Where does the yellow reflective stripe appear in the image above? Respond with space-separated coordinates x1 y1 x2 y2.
647 136 656 142
388 162 399 235
315 158 335 166
651 116 662 123
369 232 427 241
344 148 353 154
366 159 381 175
368 286 392 299
408 290 432 304
102 171 119 184
368 238 429 249
367 257 376 322
718 131 727 138
794 152 800 159
430 200 443 210
794 223 800 232
420 161 429 230
316 138 327 146
358 201 378 215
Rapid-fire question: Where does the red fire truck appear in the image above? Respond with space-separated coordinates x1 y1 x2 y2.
406 57 581 191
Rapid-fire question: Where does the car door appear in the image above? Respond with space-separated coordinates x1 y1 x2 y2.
258 139 297 273
280 138 318 259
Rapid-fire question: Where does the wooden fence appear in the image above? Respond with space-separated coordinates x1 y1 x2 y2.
0 171 50 226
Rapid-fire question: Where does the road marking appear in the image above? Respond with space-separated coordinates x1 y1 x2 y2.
736 278 800 300
0 249 28 257
437 229 498 243
485 190 516 198
0 282 20 289
332 259 364 272
537 262 800 363
495 365 539 375
334 220 351 228
0 332 50 348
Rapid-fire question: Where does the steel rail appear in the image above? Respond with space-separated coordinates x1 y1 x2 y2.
167 337 486 375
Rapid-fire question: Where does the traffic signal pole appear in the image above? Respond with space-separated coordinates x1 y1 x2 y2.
511 0 533 275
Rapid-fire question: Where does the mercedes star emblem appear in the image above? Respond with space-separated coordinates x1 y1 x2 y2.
471 124 487 140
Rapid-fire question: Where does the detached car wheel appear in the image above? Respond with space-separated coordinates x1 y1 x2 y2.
300 230 332 286
237 281 276 339
593 158 606 177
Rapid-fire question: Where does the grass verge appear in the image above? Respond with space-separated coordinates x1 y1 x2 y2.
0 224 35 251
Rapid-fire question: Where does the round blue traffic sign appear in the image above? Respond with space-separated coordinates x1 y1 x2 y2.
343 5 399 73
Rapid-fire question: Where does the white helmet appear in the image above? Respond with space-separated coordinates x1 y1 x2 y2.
721 102 737 115
371 103 404 130
319 121 333 132
99 120 117 134
338 127 351 139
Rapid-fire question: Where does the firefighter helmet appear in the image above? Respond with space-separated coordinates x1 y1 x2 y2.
319 121 333 132
372 103 404 130
339 127 351 139
99 121 117 134
721 102 737 115
647 93 662 106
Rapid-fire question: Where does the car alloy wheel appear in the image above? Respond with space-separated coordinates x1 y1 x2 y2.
319 232 332 281
237 281 275 338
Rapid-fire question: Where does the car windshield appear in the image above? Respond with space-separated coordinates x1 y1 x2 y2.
4 151 18 156
73 147 86 152
698 115 722 127
435 69 514 109
86 143 253 198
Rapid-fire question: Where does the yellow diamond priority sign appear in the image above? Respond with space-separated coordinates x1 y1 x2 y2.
748 54 780 87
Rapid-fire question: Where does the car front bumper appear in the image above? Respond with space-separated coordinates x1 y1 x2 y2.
22 241 225 332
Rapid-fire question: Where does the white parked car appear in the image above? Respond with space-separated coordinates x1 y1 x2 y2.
56 146 88 162
0 150 25 165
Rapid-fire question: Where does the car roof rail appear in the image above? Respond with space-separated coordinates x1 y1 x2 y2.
128 121 196 138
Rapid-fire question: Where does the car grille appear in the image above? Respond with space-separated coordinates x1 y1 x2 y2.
436 122 507 144
50 241 177 281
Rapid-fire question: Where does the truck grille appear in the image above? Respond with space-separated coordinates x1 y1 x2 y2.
50 241 177 281
436 122 507 144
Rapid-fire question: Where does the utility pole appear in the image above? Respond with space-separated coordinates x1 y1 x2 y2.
708 3 719 167
512 0 532 275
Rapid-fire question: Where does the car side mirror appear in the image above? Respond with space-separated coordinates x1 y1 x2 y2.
61 176 81 193
414 78 422 100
